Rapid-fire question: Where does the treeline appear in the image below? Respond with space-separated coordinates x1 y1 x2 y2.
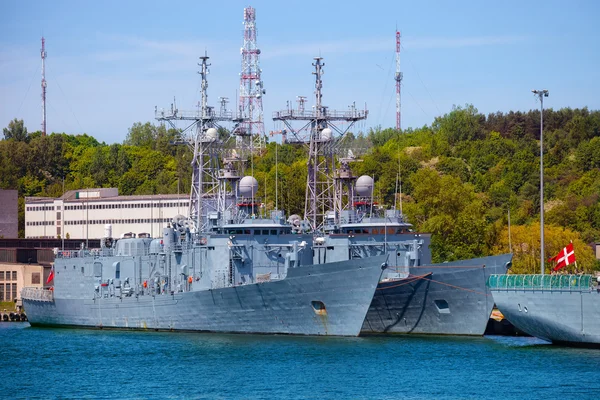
2 105 599 273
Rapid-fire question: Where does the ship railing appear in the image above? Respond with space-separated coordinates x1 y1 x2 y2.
488 274 594 292
21 287 54 302
56 248 115 258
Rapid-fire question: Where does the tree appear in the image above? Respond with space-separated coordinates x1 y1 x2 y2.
124 122 156 148
3 118 28 142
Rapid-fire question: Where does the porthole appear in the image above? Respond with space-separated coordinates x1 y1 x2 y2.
311 301 327 316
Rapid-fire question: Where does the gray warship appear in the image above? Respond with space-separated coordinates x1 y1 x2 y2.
274 57 512 336
21 53 387 336
316 175 512 336
490 274 600 346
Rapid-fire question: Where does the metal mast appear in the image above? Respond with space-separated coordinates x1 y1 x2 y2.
533 89 549 275
41 37 47 136
273 57 368 231
155 53 234 233
238 6 266 153
395 30 403 131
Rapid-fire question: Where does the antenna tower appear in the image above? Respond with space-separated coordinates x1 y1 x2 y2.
155 53 235 233
273 57 368 231
238 6 266 152
41 37 47 136
395 30 403 131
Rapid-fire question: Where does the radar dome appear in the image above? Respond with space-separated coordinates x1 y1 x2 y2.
205 128 218 140
355 175 374 196
321 128 333 141
239 176 259 197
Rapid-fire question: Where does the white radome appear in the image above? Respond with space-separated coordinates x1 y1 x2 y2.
239 176 259 197
356 175 374 196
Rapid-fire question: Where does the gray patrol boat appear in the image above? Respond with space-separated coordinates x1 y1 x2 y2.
22 211 386 336
315 174 513 336
490 274 600 346
272 56 512 336
21 53 387 336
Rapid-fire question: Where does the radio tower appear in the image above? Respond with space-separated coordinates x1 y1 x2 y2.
238 6 266 152
41 37 47 136
395 30 403 131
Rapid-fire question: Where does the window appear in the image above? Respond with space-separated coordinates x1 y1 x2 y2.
12 271 16 281
32 273 41 284
11 283 16 300
0 271 4 281
5 283 10 300
0 284 3 301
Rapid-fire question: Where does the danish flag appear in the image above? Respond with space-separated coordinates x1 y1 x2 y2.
548 242 576 271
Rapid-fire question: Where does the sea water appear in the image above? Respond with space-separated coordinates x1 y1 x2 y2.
0 323 598 399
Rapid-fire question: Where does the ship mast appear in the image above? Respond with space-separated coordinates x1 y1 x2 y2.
155 53 235 233
273 57 368 231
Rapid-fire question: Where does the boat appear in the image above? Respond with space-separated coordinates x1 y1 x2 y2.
21 52 387 337
489 274 600 346
315 183 513 335
21 212 386 336
270 56 512 336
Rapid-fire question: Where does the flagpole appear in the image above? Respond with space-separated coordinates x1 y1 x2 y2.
533 89 549 275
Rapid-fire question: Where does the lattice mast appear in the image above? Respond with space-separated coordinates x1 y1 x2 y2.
273 57 368 231
238 6 266 152
155 53 234 233
41 37 47 136
395 30 403 131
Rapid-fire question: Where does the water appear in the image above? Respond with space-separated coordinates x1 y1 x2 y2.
1 323 598 399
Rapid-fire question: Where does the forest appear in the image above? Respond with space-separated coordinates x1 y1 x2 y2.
2 105 600 273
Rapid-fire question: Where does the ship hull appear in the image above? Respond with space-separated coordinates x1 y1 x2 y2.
362 254 512 335
492 289 600 346
23 256 386 337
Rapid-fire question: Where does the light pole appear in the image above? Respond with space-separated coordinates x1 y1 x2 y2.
532 89 549 275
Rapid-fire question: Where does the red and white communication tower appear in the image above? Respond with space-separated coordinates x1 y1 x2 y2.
395 30 403 131
41 37 47 136
238 6 266 151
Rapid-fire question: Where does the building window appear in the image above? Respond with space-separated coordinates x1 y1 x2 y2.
32 273 41 285
0 271 4 281
4 283 10 300
12 271 17 281
11 283 16 300
0 284 4 301
57 212 61 220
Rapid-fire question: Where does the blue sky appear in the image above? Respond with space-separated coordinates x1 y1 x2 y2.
1 1 599 144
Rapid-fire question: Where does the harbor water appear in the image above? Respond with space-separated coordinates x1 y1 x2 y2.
1 323 598 399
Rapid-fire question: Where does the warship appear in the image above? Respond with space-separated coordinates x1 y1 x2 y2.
273 58 512 336
21 53 387 337
489 274 600 346
316 174 512 336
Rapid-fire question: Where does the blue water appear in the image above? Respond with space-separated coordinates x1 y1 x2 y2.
1 324 598 399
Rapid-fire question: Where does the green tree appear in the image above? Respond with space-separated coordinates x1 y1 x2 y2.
3 118 28 142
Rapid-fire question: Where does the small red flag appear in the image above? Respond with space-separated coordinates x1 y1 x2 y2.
548 243 576 271
46 267 54 284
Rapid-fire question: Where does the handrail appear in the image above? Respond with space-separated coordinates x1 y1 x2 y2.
488 274 594 291
21 287 54 302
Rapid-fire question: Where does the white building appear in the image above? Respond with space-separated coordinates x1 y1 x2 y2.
25 188 189 239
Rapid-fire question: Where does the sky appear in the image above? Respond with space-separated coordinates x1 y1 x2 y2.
1 1 599 144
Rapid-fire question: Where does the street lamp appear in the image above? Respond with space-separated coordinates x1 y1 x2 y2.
532 89 549 275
